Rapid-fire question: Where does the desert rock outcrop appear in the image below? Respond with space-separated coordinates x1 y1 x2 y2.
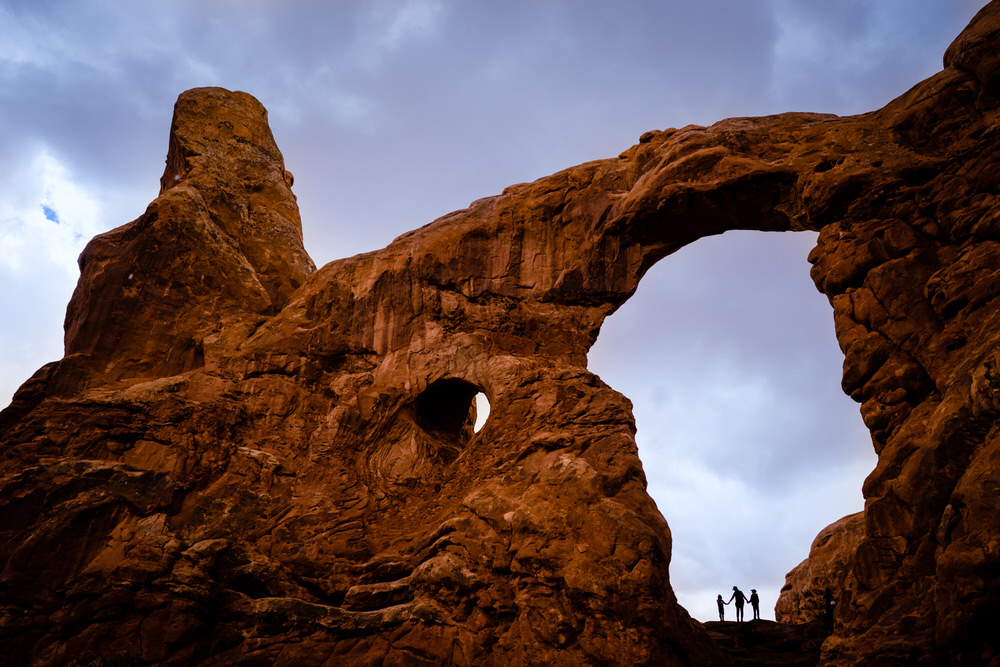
3 3 1000 665
774 513 863 626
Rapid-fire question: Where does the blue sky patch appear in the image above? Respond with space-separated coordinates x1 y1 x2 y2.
42 205 60 224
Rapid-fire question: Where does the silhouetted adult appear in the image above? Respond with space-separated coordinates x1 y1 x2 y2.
749 588 760 620
822 587 836 631
727 586 749 622
717 594 728 621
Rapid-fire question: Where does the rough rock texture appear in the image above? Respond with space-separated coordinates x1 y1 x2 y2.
3 3 1000 665
774 513 863 626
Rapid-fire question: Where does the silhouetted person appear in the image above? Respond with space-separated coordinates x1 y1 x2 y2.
822 587 836 631
717 594 729 621
728 586 749 622
749 588 760 620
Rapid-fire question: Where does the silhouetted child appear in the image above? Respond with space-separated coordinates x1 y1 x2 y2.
728 586 749 622
717 594 729 621
749 589 760 620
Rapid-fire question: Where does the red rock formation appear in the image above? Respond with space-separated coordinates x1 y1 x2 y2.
774 513 863 626
2 3 1000 664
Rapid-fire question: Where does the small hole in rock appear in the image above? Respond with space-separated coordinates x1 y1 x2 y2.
415 378 481 446
474 392 490 433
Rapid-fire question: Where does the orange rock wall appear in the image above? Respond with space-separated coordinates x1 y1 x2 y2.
2 4 1000 665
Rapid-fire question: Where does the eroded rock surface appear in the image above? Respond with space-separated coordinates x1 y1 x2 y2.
2 3 1000 665
775 513 863 626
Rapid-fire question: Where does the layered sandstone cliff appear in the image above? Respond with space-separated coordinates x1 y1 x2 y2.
2 3 1000 665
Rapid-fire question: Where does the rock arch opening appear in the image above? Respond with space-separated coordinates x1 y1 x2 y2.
414 378 490 450
588 229 876 622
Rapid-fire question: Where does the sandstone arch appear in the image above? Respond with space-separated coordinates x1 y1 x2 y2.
2 4 1000 664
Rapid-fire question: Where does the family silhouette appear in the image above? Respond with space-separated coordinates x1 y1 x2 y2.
716 586 759 622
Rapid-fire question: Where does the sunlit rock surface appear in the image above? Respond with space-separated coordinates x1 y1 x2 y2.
2 3 1000 664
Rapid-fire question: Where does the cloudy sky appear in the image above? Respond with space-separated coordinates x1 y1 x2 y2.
0 0 987 622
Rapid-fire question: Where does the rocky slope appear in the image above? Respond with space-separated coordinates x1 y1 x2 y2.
2 3 1000 665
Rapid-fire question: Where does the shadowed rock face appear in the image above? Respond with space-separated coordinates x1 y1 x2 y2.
2 4 1000 665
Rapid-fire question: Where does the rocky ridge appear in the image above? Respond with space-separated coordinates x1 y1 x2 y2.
2 3 1000 665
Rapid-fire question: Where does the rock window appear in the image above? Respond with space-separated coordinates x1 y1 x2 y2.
414 378 487 447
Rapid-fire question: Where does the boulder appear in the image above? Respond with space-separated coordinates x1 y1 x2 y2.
775 513 863 626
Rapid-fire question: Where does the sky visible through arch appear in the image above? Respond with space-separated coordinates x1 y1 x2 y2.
587 229 875 621
0 0 988 624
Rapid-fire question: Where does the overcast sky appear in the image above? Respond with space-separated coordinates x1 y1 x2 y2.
1 0 987 623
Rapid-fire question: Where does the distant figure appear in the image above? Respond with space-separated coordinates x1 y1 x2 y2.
822 587 836 631
728 586 749 622
717 594 729 621
749 588 760 620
